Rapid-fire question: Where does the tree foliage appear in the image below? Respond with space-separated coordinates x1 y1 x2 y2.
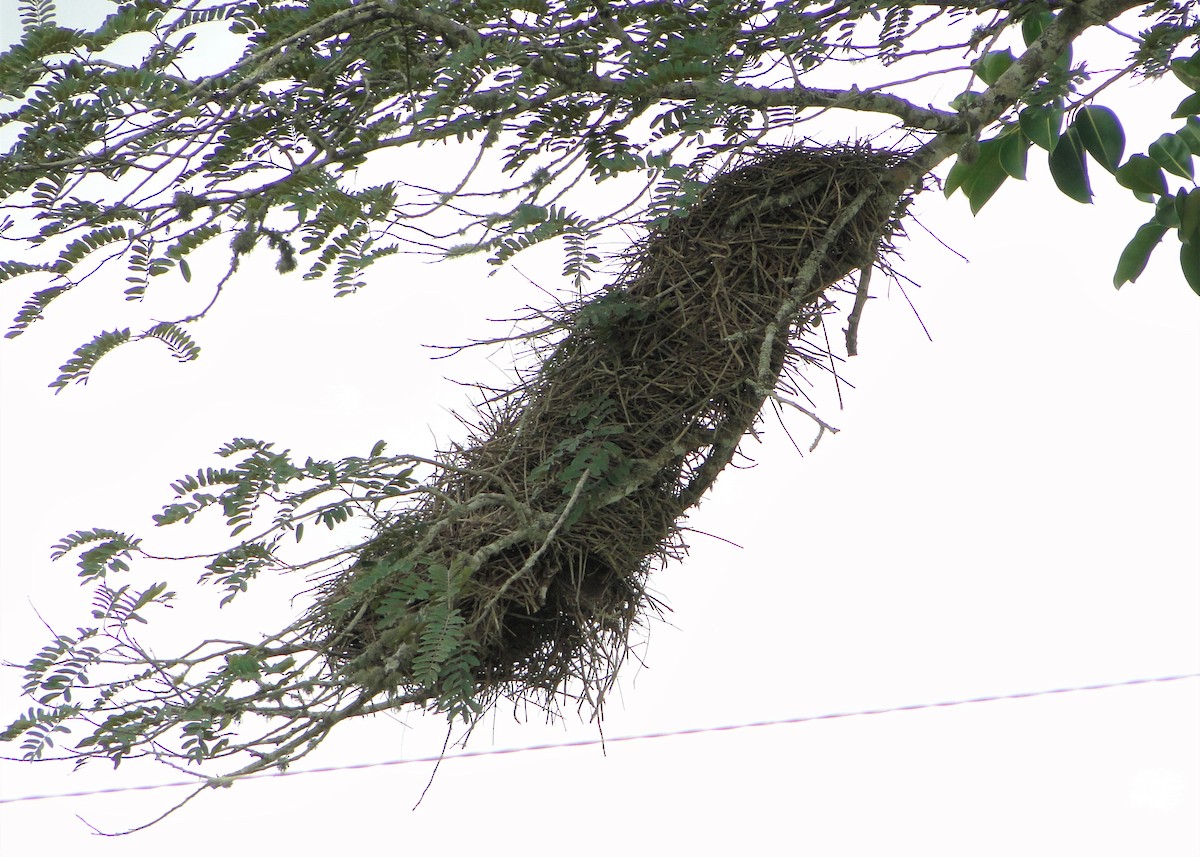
2 0 1198 828
1 1 1197 382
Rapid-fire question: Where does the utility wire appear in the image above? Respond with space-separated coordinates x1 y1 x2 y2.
1 671 1196 806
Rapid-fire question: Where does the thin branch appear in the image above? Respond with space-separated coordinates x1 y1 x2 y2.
844 260 875 357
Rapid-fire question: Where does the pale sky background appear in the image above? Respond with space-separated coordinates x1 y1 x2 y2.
0 3 1197 855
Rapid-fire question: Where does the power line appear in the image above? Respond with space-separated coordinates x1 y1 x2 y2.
2 671 1196 806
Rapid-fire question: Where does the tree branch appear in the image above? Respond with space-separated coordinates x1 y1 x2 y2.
896 0 1151 186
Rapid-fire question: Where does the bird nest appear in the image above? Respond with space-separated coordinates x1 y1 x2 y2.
307 143 914 722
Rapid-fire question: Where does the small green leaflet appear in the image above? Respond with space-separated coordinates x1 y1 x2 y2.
511 204 548 227
131 582 170 613
226 653 262 679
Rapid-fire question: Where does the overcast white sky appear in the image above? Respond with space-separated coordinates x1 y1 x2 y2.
0 3 1197 854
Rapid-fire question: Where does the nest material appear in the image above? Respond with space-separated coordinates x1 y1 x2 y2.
310 144 914 718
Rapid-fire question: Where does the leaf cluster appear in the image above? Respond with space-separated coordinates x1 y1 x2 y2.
944 10 1200 294
2 438 437 788
6 1 1196 385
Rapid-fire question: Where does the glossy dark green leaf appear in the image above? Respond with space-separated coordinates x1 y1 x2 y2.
1148 133 1194 179
1019 103 1063 152
1072 106 1124 173
1178 117 1200 156
1176 188 1200 245
1182 240 1200 297
943 156 970 197
998 130 1028 180
1172 53 1200 91
963 138 1009 214
1048 127 1092 204
178 258 191 282
1172 91 1200 119
1019 10 1070 73
1115 155 1167 196
1113 221 1167 288
974 50 1014 86
1154 195 1181 228
949 90 982 112
1021 10 1053 47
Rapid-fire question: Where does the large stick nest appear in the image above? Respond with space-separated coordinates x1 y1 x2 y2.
308 144 915 720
